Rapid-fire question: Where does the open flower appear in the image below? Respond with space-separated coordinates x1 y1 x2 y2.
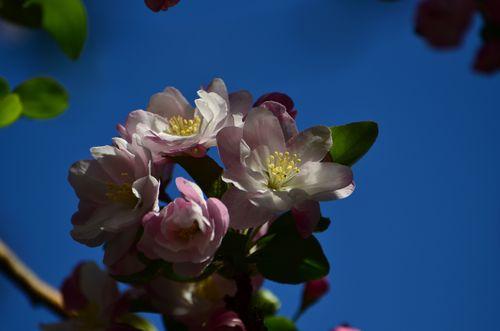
118 78 252 157
41 262 140 331
137 177 229 276
147 274 237 329
69 136 160 268
217 108 354 233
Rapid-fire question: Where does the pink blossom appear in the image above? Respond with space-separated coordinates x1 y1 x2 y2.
216 108 354 233
147 274 237 328
194 310 246 331
118 78 252 158
137 177 229 276
69 136 160 268
42 262 140 331
415 0 475 48
145 0 180 12
255 92 298 119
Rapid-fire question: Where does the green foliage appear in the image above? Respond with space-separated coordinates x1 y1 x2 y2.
118 314 158 331
0 77 10 97
25 0 87 59
14 77 69 119
252 212 330 284
329 121 379 166
0 0 42 28
264 316 298 331
252 289 281 317
0 93 23 127
173 155 227 198
0 0 87 59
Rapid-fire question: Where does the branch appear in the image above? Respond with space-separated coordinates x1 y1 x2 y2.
0 238 68 318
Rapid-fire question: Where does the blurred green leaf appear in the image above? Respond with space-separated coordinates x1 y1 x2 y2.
118 314 158 331
329 121 378 166
173 155 227 198
0 0 42 28
264 316 298 331
0 93 23 127
0 77 10 97
25 0 87 59
14 77 69 119
253 212 329 284
252 289 281 317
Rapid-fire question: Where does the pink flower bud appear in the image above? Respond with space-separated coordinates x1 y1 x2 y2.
145 0 180 12
255 92 297 119
204 310 246 331
302 277 329 306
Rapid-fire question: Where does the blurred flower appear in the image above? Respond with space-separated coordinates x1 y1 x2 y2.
301 277 329 308
415 0 475 48
145 0 180 12
217 108 354 233
332 326 361 331
254 92 298 119
69 136 160 268
193 310 246 331
147 274 237 328
41 262 141 331
473 40 500 73
118 78 252 157
138 177 229 276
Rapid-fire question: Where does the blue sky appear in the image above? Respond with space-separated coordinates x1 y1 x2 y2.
1 0 500 330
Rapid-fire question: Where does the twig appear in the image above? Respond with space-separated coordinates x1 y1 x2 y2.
0 238 68 317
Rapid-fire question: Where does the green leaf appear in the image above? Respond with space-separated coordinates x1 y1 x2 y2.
0 93 23 128
117 314 158 331
0 77 10 97
25 0 87 59
252 289 281 317
264 316 298 331
329 121 378 166
14 77 69 119
173 155 227 198
0 0 42 28
253 213 330 284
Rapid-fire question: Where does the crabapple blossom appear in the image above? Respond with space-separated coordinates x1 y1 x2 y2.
332 326 361 331
147 274 237 328
255 92 298 119
217 108 354 233
41 262 138 331
69 135 160 268
137 177 229 276
117 78 252 157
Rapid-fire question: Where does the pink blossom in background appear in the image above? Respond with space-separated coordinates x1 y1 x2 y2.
138 177 229 276
145 0 180 12
118 78 252 158
332 326 361 331
217 108 354 234
255 92 298 119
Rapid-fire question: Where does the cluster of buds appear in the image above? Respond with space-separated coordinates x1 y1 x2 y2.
42 78 376 330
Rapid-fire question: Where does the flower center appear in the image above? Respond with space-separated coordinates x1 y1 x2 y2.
267 151 301 190
177 221 200 241
195 276 221 302
165 115 201 136
105 183 138 207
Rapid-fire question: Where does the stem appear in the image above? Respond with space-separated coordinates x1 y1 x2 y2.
0 238 68 318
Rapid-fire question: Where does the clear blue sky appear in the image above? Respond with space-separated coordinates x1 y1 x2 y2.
1 0 499 330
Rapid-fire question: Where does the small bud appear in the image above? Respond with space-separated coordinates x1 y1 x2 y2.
303 277 329 307
145 0 180 12
332 325 361 331
254 92 297 119
252 289 281 317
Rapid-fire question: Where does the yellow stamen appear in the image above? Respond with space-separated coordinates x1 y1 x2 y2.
195 276 221 302
177 222 200 241
105 183 138 207
266 151 301 190
165 115 201 136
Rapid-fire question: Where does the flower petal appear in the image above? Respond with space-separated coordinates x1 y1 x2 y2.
292 200 321 238
287 125 332 162
216 126 244 169
242 108 286 152
222 187 275 229
147 87 193 118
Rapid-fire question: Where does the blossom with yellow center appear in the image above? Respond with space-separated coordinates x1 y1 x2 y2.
177 222 200 241
166 115 202 136
105 183 138 207
266 151 301 190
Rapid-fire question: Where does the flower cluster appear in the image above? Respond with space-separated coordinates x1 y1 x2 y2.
415 0 500 73
53 78 376 330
